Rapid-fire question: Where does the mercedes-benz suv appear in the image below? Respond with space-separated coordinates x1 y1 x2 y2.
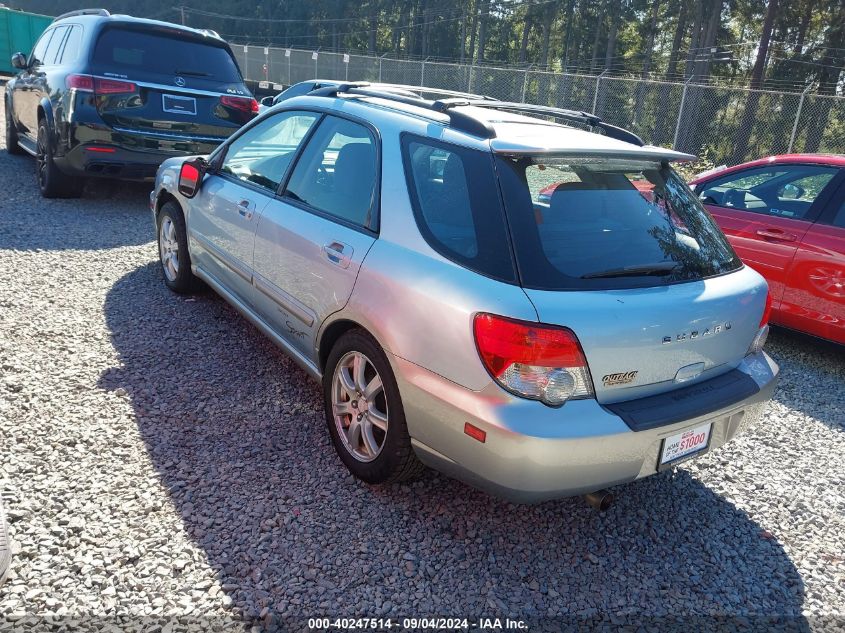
149 83 779 503
4 9 256 198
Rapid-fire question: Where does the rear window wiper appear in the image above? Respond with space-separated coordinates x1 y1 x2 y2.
175 69 211 77
581 263 679 279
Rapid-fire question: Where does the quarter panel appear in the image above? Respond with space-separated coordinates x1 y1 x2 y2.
344 240 538 391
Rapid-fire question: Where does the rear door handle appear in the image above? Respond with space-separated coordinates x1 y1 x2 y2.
236 199 254 220
322 241 353 269
756 228 797 242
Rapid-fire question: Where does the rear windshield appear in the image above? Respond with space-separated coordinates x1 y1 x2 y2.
495 156 742 290
92 27 242 83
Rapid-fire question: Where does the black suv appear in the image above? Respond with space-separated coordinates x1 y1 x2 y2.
4 9 256 198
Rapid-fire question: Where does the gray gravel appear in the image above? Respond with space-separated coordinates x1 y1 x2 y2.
1 90 844 628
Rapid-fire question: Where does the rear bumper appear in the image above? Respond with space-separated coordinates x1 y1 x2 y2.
56 123 227 181
393 351 779 503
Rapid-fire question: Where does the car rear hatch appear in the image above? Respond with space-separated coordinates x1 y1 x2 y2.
494 152 768 405
86 23 255 146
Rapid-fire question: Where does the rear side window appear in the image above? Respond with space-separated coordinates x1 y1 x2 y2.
496 156 742 290
699 164 839 220
284 116 378 230
92 27 242 83
59 25 83 64
43 26 68 65
402 136 516 283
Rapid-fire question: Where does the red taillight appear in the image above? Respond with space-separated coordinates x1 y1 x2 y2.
66 74 136 94
66 74 94 91
85 146 116 153
473 313 593 406
95 78 136 94
220 95 259 113
474 314 586 377
760 291 773 327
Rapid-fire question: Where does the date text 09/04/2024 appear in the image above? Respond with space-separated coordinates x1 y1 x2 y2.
307 618 529 630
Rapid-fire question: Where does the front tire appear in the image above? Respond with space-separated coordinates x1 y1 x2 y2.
36 120 83 198
157 201 201 294
4 103 24 155
323 329 425 484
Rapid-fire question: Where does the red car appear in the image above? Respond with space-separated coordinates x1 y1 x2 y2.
690 154 845 345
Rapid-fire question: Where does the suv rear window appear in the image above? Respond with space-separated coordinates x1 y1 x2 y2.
496 156 742 290
402 135 516 283
92 27 242 83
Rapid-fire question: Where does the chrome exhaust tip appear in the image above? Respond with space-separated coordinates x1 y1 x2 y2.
584 489 614 511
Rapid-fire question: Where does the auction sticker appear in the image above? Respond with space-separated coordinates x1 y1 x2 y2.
659 422 712 466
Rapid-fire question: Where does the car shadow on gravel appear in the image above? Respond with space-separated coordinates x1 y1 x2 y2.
0 158 153 251
99 262 810 626
766 328 844 433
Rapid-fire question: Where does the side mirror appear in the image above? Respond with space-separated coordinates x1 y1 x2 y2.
178 157 207 198
11 53 27 70
260 95 275 107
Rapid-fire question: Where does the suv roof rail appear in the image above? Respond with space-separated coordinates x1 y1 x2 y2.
310 82 496 139
434 99 645 146
310 82 644 145
53 8 110 22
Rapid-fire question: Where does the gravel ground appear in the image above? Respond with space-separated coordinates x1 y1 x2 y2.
0 91 844 631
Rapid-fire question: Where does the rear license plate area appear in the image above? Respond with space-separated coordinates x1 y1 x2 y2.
162 94 197 115
658 422 713 470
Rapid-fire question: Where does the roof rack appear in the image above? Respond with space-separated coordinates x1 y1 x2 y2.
432 99 645 146
311 82 496 138
53 8 110 22
309 83 644 145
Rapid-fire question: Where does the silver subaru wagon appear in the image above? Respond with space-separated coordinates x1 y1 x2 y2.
150 83 779 504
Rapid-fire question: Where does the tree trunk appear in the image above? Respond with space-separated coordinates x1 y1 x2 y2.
518 7 532 64
561 0 576 70
604 13 618 71
667 0 688 79
590 10 603 72
539 5 555 69
804 0 844 151
468 0 479 62
477 0 490 63
683 0 705 79
732 0 780 161
793 0 813 53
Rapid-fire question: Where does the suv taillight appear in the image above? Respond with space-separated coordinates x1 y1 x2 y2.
66 74 136 94
748 290 772 356
220 95 259 113
473 313 594 407
217 96 259 124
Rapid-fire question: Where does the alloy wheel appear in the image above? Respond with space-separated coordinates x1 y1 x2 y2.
159 217 180 282
331 351 389 462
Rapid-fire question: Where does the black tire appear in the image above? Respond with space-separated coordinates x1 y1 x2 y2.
4 103 24 155
157 201 202 294
36 119 83 198
323 329 425 484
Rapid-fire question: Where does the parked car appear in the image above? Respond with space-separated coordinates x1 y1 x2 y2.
149 84 778 503
258 80 341 113
4 8 256 198
691 154 845 345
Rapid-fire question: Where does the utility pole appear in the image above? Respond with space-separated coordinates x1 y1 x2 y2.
180 6 186 25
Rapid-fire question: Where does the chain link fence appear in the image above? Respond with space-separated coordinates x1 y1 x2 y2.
232 45 845 165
